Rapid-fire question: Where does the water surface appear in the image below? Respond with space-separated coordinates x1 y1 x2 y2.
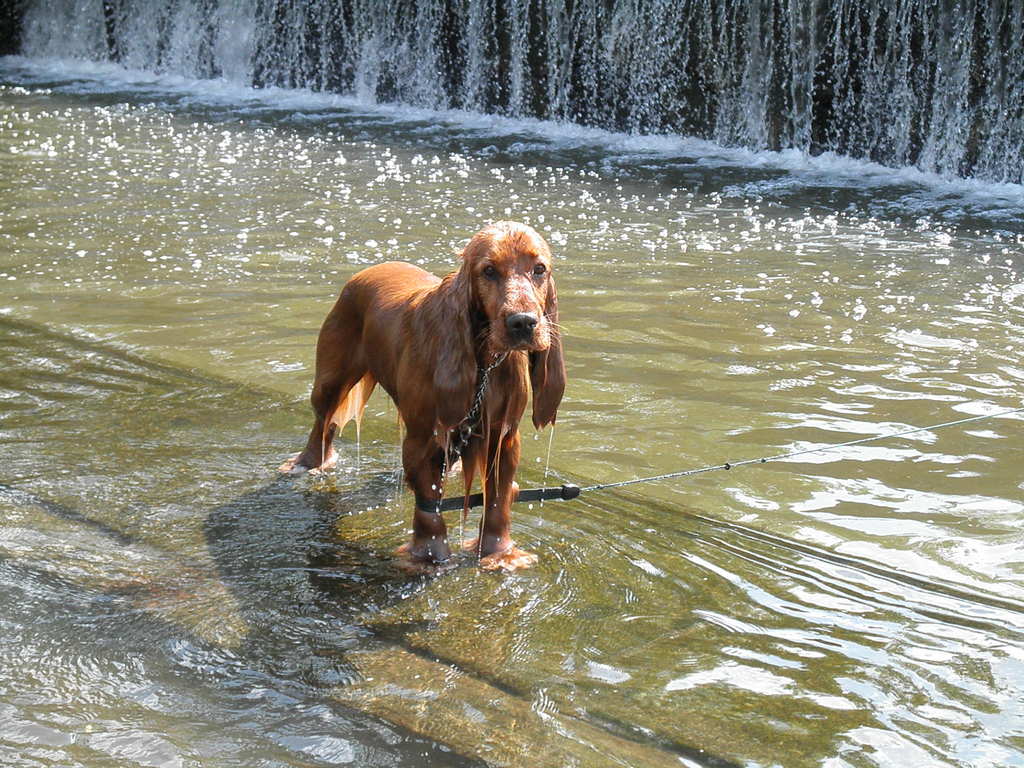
2 59 1024 767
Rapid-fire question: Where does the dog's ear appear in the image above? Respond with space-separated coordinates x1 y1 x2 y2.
530 276 565 429
432 259 478 429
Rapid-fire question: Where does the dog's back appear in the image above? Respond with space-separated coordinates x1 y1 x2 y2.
323 262 444 396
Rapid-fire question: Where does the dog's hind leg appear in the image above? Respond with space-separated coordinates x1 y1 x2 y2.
280 366 376 474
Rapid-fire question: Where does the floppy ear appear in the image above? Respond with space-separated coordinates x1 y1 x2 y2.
432 261 478 429
530 276 565 429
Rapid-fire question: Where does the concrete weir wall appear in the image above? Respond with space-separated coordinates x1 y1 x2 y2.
12 0 1024 183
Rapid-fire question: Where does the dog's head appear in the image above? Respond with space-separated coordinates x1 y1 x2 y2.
460 221 565 427
462 221 556 354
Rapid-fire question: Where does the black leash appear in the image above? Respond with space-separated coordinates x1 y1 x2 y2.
433 482 580 512
435 406 1024 511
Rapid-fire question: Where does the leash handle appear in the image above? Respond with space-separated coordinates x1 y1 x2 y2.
428 483 581 513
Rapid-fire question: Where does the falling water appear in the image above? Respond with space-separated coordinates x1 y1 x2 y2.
14 0 1024 183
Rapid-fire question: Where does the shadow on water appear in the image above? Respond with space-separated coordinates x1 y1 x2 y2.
1 467 733 766
200 473 416 683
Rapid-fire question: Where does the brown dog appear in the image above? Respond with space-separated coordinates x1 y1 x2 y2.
280 222 565 571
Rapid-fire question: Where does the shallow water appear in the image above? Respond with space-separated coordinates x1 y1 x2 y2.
1 58 1024 767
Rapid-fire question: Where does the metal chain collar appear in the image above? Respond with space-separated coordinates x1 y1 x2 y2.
429 351 508 514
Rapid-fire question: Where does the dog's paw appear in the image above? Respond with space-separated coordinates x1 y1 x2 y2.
278 451 337 475
395 537 454 573
477 545 538 572
277 453 308 474
393 556 458 577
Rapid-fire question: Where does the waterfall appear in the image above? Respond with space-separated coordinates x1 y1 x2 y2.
14 0 1024 184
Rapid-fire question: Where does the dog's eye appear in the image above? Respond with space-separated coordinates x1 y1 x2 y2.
482 265 498 279
533 264 547 277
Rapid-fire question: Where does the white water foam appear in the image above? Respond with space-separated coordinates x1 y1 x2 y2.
4 55 1024 229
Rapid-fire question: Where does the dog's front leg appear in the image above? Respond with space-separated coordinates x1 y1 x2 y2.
396 430 452 566
469 428 538 571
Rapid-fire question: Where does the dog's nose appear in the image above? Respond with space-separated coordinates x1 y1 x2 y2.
506 312 539 339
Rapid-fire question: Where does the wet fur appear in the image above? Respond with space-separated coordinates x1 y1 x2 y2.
281 222 565 570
